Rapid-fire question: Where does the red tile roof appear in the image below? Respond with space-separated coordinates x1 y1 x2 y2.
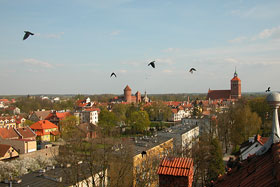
45 112 72 120
84 108 100 112
214 143 280 187
157 157 193 177
231 76 241 81
32 110 51 120
30 120 58 130
0 128 19 139
16 127 36 139
207 90 231 100
256 134 269 145
0 144 12 157
124 85 132 91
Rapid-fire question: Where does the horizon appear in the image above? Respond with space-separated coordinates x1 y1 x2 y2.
1 0 280 95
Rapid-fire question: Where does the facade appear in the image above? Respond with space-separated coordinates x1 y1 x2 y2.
0 144 19 160
133 138 174 187
157 123 199 153
169 107 191 122
30 120 59 142
79 108 99 125
157 157 193 187
0 127 37 154
207 70 241 100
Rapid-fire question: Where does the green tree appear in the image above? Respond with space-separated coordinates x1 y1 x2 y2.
98 109 118 135
129 111 150 133
207 138 224 183
60 116 80 141
112 104 128 123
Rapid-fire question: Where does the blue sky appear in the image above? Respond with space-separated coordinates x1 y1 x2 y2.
1 0 280 95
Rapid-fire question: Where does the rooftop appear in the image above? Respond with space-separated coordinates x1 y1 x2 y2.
214 143 280 187
157 157 193 177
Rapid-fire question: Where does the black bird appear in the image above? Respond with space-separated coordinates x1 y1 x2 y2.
141 151 147 158
110 72 117 78
23 31 34 40
189 68 196 74
265 87 270 92
148 61 155 68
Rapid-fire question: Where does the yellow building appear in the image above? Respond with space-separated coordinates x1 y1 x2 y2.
30 120 59 142
132 137 174 187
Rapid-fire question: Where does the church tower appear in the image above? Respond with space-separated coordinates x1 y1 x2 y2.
230 69 241 99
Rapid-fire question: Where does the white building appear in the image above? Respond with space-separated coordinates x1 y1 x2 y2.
75 108 100 125
239 134 268 160
169 107 191 122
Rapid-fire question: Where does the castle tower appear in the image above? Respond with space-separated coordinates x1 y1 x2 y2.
230 70 241 99
135 91 141 103
124 85 132 103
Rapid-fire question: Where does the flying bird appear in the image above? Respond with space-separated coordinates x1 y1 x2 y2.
148 61 155 68
265 87 270 92
110 72 117 78
23 31 34 40
189 68 196 74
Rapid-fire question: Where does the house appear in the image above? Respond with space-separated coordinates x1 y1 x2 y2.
45 111 72 131
157 157 193 187
75 97 95 110
0 144 19 160
214 143 280 187
78 123 97 139
239 134 269 160
0 116 16 128
214 92 280 186
0 127 37 154
75 108 99 125
157 123 199 153
30 120 59 142
0 162 108 187
29 110 51 122
169 107 190 122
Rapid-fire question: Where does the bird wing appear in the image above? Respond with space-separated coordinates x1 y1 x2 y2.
23 32 29 40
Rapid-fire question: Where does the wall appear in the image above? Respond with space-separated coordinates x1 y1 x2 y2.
133 138 174 187
19 145 59 159
0 139 36 154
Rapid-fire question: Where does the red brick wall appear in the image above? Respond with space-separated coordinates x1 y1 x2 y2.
159 175 190 187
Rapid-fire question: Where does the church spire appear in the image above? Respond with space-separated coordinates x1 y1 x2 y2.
234 67 238 77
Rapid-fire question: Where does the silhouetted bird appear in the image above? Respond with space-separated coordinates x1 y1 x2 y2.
148 61 155 68
110 72 117 78
141 151 147 158
266 87 270 92
189 68 196 74
23 31 34 40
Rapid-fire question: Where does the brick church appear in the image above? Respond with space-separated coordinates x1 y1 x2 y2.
206 70 241 100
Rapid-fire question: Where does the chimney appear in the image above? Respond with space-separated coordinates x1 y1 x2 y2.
257 92 280 155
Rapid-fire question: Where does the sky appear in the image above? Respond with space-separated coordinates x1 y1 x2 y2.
0 0 280 95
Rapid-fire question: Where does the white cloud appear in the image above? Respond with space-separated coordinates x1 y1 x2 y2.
23 58 54 68
253 26 280 41
36 32 64 39
155 58 175 65
162 69 173 73
110 30 121 36
119 69 127 73
228 36 247 43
